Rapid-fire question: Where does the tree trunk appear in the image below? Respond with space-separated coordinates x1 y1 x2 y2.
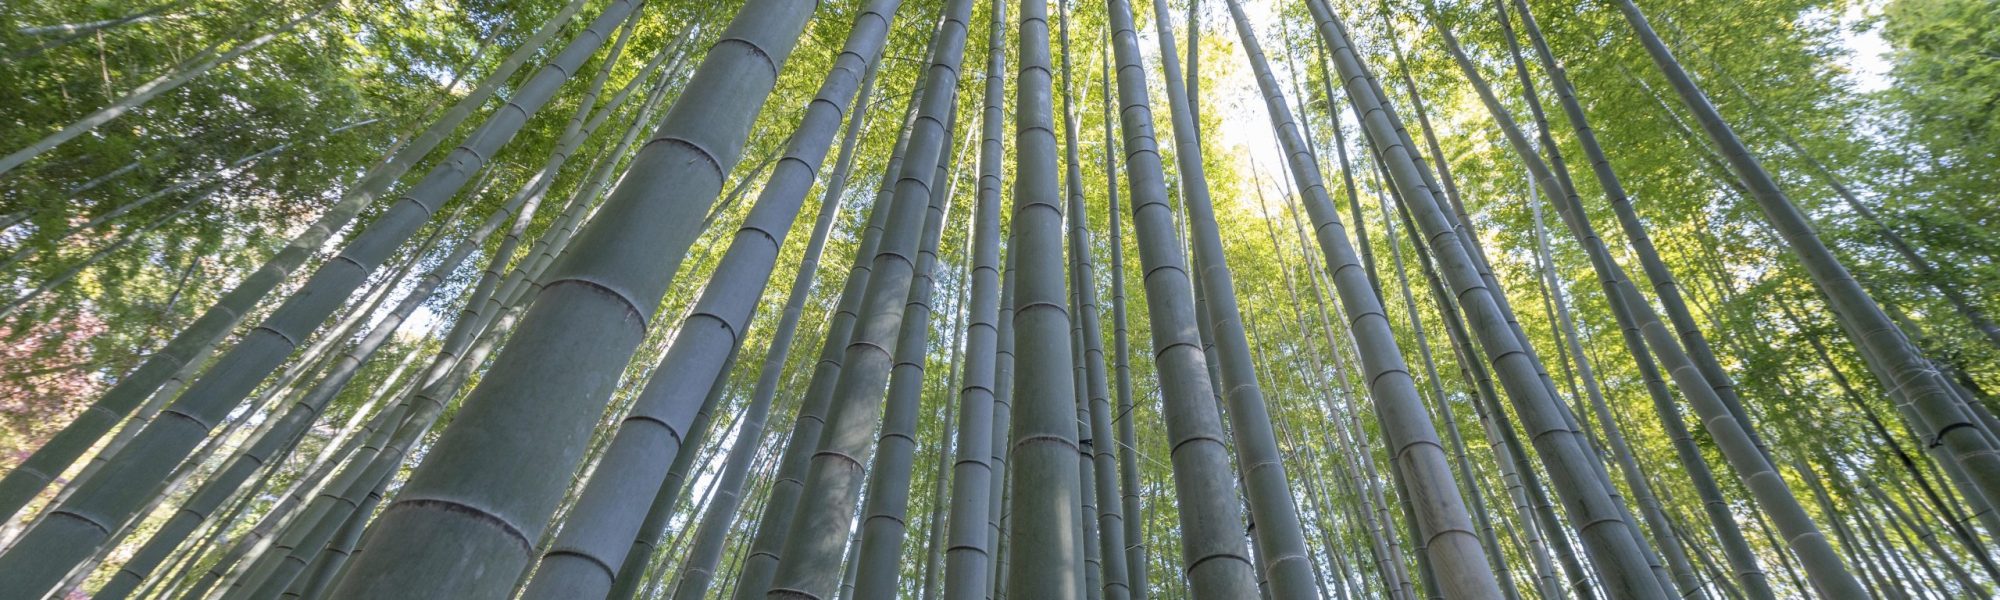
941 1 1006 594
764 2 972 597
1616 0 2000 521
1057 6 1131 598
1000 0 1089 597
1111 0 1263 596
730 74 929 600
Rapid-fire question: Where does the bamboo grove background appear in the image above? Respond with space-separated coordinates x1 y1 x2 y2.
0 0 1995 598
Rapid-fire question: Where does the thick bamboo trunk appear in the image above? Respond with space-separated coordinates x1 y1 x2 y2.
1056 6 1131 598
316 4 821 597
941 1 1007 595
1231 1 1506 597
764 1 972 597
1615 0 2000 521
516 4 897 598
730 77 928 600
849 99 970 600
1109 0 1262 596
1000 0 1088 597
665 52 885 600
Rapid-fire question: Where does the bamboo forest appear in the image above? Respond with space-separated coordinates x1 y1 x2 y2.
1 0 1997 597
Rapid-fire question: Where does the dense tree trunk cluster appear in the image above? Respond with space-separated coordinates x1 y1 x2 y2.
1 0 1997 598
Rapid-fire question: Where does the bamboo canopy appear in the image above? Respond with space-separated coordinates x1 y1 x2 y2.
0 0 1996 598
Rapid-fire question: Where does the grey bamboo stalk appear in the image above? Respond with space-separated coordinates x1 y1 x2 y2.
731 76 929 600
1371 174 1521 600
1689 36 2000 351
848 93 970 600
1303 1 1665 596
986 231 1019 600
88 192 517 600
0 0 334 176
1497 3 1779 594
1526 183 1706 600
1099 29 1144 600
1614 0 2000 512
428 15 683 354
1057 5 1130 598
942 0 1007 595
455 52 690 352
1355 26 1618 599
586 342 744 600
1279 161 1411 600
1367 16 1658 596
515 5 899 598
664 54 885 600
1431 7 1865 596
762 1 973 597
1228 1 1505 597
1110 0 1260 596
1140 6 1320 598
0 1 650 588
1304 35 1448 600
1183 0 1199 134
181 100 640 600
1283 102 1447 600
319 4 819 597
0 0 595 517
1000 0 1087 597
1508 0 1772 469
